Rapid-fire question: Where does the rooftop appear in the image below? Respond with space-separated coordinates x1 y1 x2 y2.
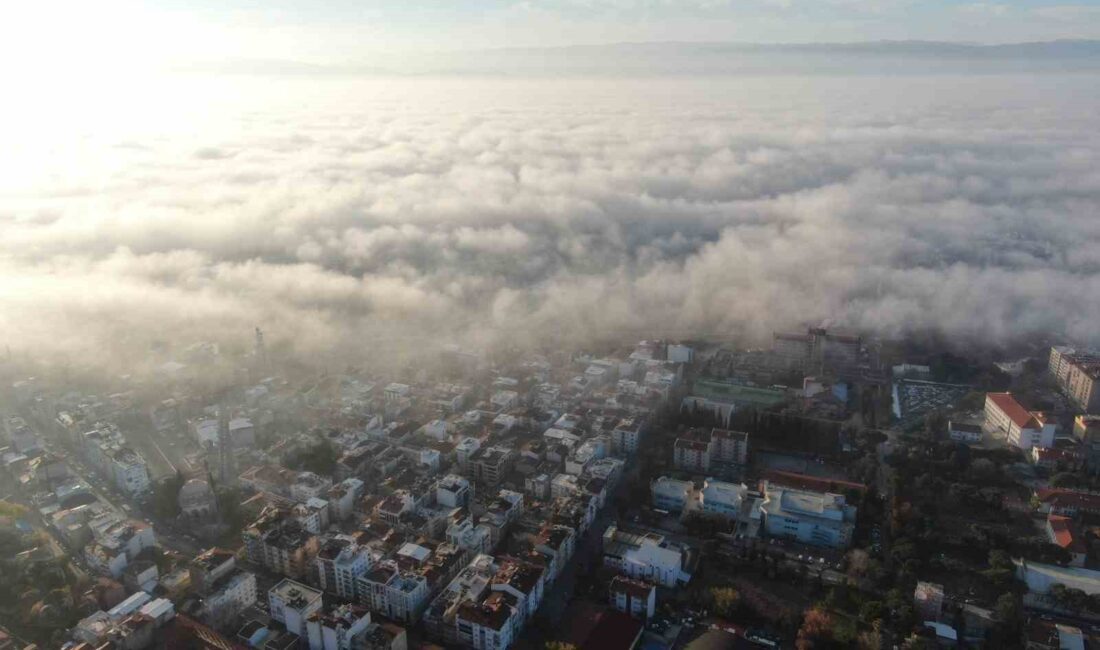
609 575 654 600
986 392 1039 429
270 579 322 610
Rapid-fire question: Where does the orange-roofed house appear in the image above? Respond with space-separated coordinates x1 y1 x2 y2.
1046 514 1087 567
984 392 1056 450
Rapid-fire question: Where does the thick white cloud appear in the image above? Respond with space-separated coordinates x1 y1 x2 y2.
1 73 1098 371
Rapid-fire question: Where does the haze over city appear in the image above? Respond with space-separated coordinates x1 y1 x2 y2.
1 2 1100 650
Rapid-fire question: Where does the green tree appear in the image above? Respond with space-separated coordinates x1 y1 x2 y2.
152 472 185 519
709 587 741 618
859 601 884 623
0 499 29 518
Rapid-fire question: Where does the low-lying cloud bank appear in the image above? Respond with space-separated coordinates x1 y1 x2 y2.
1 72 1099 370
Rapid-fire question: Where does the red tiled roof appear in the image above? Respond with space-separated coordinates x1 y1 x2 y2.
675 439 710 451
581 610 644 650
986 392 1038 429
610 575 654 600
1036 488 1100 513
761 470 867 494
1048 515 1087 554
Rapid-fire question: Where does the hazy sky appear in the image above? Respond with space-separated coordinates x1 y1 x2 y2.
5 0 1100 76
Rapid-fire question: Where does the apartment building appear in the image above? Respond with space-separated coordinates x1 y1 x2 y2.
699 479 748 519
314 535 374 601
611 418 644 457
759 481 856 549
356 561 431 624
1066 360 1100 413
1049 347 1100 413
305 604 376 650
651 477 694 512
602 525 687 588
608 576 656 620
710 429 749 465
242 508 319 580
673 438 711 473
490 557 546 621
269 580 323 638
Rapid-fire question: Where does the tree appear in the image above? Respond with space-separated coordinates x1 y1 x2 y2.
709 587 741 618
988 549 1014 571
971 459 998 482
0 500 29 518
152 472 185 519
796 607 835 650
1050 472 1084 489
857 623 883 650
994 593 1022 627
859 601 884 623
296 440 339 476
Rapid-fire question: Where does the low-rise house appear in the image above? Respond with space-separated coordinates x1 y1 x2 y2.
1035 488 1100 518
948 421 982 444
1046 515 1088 567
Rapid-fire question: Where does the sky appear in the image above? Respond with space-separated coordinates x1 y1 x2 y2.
4 0 1100 77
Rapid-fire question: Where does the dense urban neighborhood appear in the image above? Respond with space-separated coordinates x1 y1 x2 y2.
3 330 1100 649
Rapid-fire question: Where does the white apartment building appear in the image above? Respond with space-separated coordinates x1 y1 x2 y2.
291 472 334 502
710 429 749 465
699 479 747 519
306 604 374 650
314 536 374 600
566 438 607 476
760 481 856 549
357 561 430 624
85 520 156 578
327 478 364 522
651 477 694 512
269 579 323 638
490 557 547 621
611 418 644 456
602 525 687 588
609 575 656 620
437 474 472 509
455 437 482 471
447 516 492 555
528 525 576 582
293 498 331 534
455 593 522 650
190 548 257 629
110 448 150 496
551 474 580 499
673 438 711 472
984 392 1056 450
201 571 257 629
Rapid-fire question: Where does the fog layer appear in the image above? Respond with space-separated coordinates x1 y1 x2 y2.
2 74 1098 367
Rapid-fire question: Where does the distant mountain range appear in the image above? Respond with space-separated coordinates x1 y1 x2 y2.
171 40 1100 77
